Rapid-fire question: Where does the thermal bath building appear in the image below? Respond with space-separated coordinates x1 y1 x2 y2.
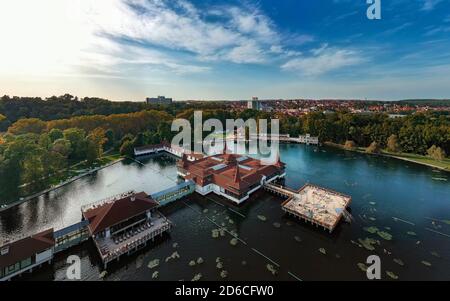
177 152 286 204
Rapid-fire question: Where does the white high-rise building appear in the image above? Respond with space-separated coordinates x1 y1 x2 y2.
247 97 262 110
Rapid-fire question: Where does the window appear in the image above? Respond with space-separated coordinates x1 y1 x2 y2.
21 257 32 269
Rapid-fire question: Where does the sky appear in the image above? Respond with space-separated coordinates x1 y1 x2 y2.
0 0 450 101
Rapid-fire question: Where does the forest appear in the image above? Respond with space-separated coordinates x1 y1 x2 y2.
0 97 448 197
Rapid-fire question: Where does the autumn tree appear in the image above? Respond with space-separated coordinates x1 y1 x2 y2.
386 134 400 153
7 118 46 135
366 141 380 154
427 145 446 160
344 140 356 150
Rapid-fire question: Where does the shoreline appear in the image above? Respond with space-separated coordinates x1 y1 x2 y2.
0 158 125 212
324 142 450 172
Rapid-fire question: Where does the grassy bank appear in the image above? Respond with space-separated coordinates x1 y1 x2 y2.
325 142 450 172
18 152 122 193
1 152 124 208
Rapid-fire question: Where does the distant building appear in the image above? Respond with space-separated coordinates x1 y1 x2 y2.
388 114 406 119
247 97 262 110
298 134 319 145
146 96 173 105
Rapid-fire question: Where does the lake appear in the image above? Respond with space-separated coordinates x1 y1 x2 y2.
1 144 449 281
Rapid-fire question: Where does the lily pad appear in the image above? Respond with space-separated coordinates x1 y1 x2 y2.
430 251 440 258
319 248 327 255
406 231 417 236
152 271 159 279
216 257 222 263
363 226 379 234
377 231 393 241
99 271 107 279
216 262 223 269
294 236 302 243
147 259 160 269
358 238 377 251
386 271 398 280
230 238 238 246
393 258 404 266
421 261 432 267
220 270 228 278
211 229 219 238
257 215 267 222
191 273 202 281
357 263 368 272
229 219 234 224
369 202 376 206
266 264 277 275
203 209 208 213
273 222 281 228
369 217 376 221
196 257 204 264
172 242 179 248
189 260 196 267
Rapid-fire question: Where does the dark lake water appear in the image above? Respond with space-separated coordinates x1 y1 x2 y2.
1 144 449 281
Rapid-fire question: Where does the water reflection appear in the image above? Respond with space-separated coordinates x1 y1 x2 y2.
1 145 449 280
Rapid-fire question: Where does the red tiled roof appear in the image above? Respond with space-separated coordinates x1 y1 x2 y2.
0 229 55 269
179 153 284 194
82 192 159 235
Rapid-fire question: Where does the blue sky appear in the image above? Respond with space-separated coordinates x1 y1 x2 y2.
0 0 449 100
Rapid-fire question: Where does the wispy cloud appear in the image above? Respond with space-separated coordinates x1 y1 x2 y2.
421 0 443 11
281 44 365 76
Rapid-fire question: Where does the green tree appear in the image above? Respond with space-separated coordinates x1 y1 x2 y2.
48 128 63 142
120 140 134 157
63 128 87 160
85 128 107 163
105 129 115 149
0 113 10 132
38 133 52 150
52 138 71 158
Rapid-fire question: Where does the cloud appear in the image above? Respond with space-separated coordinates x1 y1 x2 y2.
421 0 443 11
281 45 365 76
83 0 282 65
0 0 293 82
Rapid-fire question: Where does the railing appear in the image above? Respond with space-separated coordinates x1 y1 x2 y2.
81 191 135 212
102 221 172 263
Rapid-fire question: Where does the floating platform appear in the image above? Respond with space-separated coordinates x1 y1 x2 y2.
269 183 351 233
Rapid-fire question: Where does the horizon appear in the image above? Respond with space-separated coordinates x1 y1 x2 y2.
1 1 450 100
2 94 450 103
